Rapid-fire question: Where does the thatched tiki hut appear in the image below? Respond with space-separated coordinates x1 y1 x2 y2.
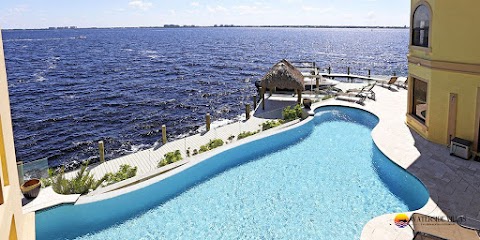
260 59 305 108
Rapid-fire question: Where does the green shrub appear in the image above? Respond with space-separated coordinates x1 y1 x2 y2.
51 162 105 195
237 130 260 140
40 168 56 188
261 120 284 131
199 139 224 153
103 164 137 186
158 150 183 168
282 104 302 121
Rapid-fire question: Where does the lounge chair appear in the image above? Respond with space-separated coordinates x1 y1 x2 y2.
395 77 408 89
346 83 376 100
335 92 366 105
377 76 398 90
409 213 480 240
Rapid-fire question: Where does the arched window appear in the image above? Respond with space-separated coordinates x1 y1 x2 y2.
412 4 430 47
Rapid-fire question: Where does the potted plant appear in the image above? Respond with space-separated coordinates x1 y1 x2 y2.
21 178 41 199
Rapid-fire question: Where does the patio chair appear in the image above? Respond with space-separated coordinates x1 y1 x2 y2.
315 85 343 97
377 76 398 90
335 92 366 105
395 77 408 89
409 213 480 240
346 82 376 100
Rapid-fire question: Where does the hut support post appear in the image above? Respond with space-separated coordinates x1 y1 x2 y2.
162 125 167 144
297 90 302 104
316 78 319 94
261 87 265 110
253 95 257 108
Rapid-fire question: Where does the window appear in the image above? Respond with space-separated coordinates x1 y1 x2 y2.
412 4 430 47
412 78 428 123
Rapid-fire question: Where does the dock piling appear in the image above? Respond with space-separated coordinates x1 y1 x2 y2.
206 113 211 131
245 104 251 120
260 87 265 110
347 67 350 75
328 66 331 74
98 141 105 163
393 72 396 76
368 69 371 78
253 95 257 107
162 125 167 144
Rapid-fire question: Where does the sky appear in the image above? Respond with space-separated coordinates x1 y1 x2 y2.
1 0 410 29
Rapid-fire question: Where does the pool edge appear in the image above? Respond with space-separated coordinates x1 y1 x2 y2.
308 100 440 240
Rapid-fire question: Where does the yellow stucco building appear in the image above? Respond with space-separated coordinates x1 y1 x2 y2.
0 29 35 239
406 0 480 154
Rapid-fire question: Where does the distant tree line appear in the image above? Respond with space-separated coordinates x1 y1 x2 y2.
7 25 409 31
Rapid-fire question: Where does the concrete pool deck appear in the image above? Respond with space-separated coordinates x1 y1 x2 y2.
24 83 480 239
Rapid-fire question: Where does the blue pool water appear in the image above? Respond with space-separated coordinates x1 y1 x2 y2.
36 106 429 240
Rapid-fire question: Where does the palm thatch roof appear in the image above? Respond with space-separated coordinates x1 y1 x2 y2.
260 59 304 90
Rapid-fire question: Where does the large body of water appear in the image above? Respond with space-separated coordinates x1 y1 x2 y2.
3 27 409 167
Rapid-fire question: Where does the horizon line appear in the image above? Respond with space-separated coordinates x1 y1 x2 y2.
3 24 409 31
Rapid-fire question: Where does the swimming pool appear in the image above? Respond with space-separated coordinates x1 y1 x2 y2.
36 106 429 240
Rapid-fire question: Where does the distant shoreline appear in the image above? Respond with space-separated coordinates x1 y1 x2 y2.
3 25 409 31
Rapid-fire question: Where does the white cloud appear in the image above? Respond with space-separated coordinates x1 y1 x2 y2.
366 11 376 19
128 0 153 11
233 5 268 15
207 5 228 13
191 2 199 7
301 6 333 14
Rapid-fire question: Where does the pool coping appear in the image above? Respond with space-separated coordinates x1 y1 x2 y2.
74 96 437 240
35 85 449 239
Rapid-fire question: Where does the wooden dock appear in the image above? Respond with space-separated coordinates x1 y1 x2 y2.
320 73 390 82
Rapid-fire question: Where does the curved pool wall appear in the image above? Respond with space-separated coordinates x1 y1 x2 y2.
36 106 429 240
314 106 429 210
36 117 314 239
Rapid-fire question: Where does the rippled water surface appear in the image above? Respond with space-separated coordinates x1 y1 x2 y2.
3 28 408 166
